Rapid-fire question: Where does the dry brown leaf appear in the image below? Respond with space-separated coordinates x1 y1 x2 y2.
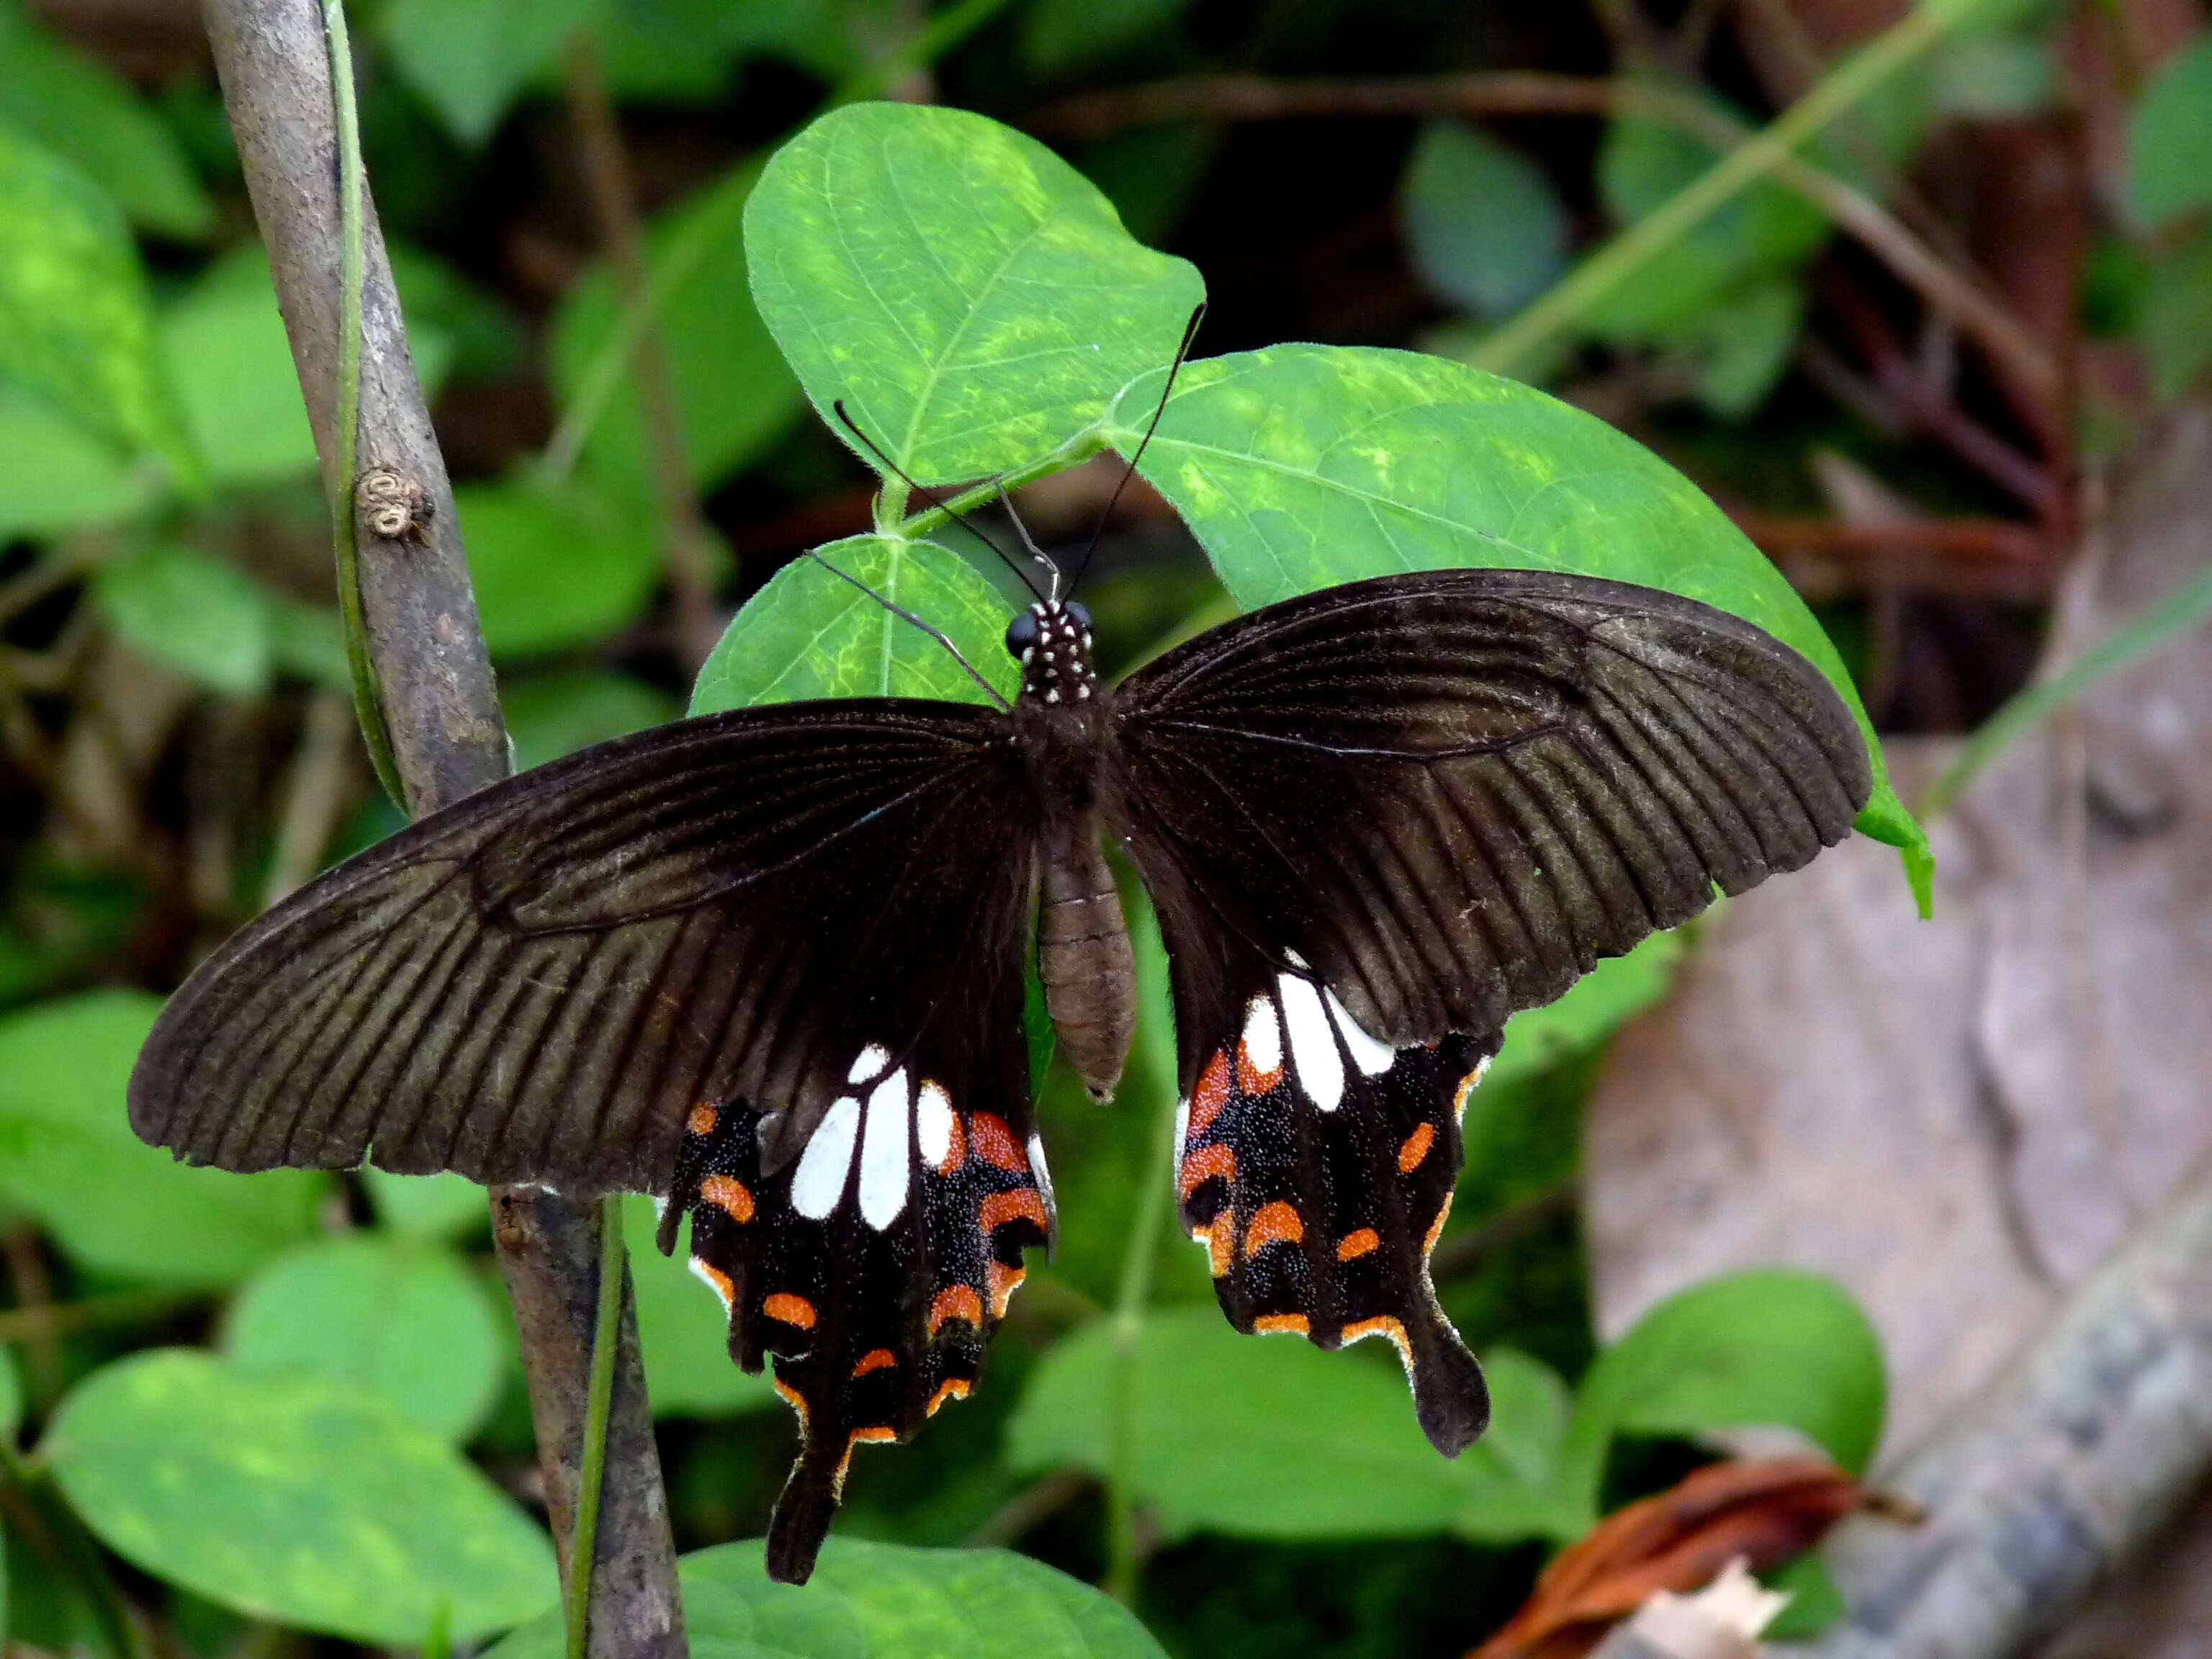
1470 1457 1867 1659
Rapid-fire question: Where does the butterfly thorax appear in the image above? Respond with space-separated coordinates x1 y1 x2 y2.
1005 598 1136 1102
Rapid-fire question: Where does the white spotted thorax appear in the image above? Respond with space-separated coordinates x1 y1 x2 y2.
1008 598 1097 706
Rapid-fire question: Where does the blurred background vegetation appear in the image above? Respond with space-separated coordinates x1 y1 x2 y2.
1 0 2209 1655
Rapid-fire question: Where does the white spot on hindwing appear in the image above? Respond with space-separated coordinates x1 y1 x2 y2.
1173 1094 1190 1160
916 1079 954 1169
1241 996 1282 1075
1327 987 1398 1077
1278 974 1344 1111
858 1069 912 1229
1027 1132 1058 1235
791 1097 860 1218
848 1045 891 1084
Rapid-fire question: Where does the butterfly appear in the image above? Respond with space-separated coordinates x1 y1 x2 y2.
129 511 1871 1581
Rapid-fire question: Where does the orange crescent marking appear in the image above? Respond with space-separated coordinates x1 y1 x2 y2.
763 1292 817 1329
1193 1217 1234 1278
1453 1061 1489 1121
1336 1228 1381 1261
687 1102 719 1136
1342 1315 1412 1369
1177 1142 1236 1201
928 1285 983 1335
689 1259 734 1307
980 1188 1050 1233
1253 1313 1310 1336
1424 1191 1455 1255
773 1377 809 1429
850 1349 897 1378
1397 1122 1436 1174
1242 1201 1304 1256
926 1378 971 1416
1187 1051 1233 1138
699 1174 754 1222
986 1259 1027 1318
968 1112 1027 1172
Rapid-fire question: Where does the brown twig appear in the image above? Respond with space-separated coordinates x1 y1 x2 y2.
562 29 721 672
199 6 684 1654
1028 73 2060 410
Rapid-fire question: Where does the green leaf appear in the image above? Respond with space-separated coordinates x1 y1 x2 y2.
225 1236 506 1443
1102 343 1926 876
550 158 802 502
389 244 526 379
0 992 324 1286
1762 1552 1848 1640
457 476 662 658
691 534 1017 714
1665 274 1804 418
745 102 1204 481
0 382 158 536
0 1 214 238
488 1536 1169 1658
160 248 318 488
362 1169 491 1244
1401 122 1567 320
2126 36 2212 230
621 1197 778 1419
377 0 595 144
503 670 678 769
94 543 274 696
2140 225 2212 402
594 0 853 98
1486 928 1688 1091
1561 1269 1887 1519
1931 31 2055 117
1006 1307 1582 1543
44 1350 558 1644
0 122 192 481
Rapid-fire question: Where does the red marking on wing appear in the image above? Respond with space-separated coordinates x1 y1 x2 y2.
969 1112 1026 1172
700 1174 754 1222
1454 1063 1488 1120
687 1102 719 1136
927 1378 971 1416
1187 1050 1233 1139
1425 1192 1455 1255
1177 1141 1236 1200
1243 1201 1304 1255
1253 1313 1310 1335
1337 1228 1380 1261
763 1292 817 1329
1194 1216 1233 1278
851 1349 896 1378
1398 1122 1436 1173
980 1189 1049 1233
928 1285 983 1335
986 1260 1026 1318
1343 1315 1412 1367
935 1110 966 1174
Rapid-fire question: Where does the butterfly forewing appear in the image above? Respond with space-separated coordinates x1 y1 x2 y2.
1102 569 1873 1442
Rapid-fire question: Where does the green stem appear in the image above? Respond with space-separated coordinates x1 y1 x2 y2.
564 1197 627 1659
1104 909 1181 1604
1919 561 2212 820
319 0 405 806
1473 0 1994 377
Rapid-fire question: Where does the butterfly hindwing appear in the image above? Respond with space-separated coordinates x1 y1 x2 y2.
667 1056 1053 1582
1174 956 1496 1454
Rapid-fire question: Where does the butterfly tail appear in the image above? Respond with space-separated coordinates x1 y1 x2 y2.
1408 1303 1491 1457
765 1441 843 1585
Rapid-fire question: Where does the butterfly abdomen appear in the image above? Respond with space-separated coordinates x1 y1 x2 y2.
1036 812 1136 1102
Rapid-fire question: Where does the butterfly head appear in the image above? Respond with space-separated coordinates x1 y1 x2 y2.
1007 599 1097 706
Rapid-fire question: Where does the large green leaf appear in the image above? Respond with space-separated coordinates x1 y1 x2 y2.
551 158 802 505
1100 343 1927 886
94 543 275 697
1560 1269 1887 1521
224 1236 507 1444
457 476 661 658
0 992 323 1286
159 249 319 487
44 1350 557 1644
0 122 190 481
1006 1306 1582 1544
377 0 595 144
1401 122 1567 320
0 382 158 536
0 0 213 238
621 1196 778 1419
691 534 1017 714
745 102 1203 481
489 1537 1167 1658
2126 36 2212 230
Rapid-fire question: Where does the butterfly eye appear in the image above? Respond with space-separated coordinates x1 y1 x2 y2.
1064 601 1094 634
1004 611 1041 657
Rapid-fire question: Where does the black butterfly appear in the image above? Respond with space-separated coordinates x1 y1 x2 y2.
130 552 1869 1583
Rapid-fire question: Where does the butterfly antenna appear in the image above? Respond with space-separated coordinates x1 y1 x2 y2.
1067 302 1206 596
991 478 1064 603
832 401 1044 602
803 549 1011 711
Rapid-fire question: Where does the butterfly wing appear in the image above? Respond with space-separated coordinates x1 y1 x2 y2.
128 701 1056 1583
1104 568 1872 1449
